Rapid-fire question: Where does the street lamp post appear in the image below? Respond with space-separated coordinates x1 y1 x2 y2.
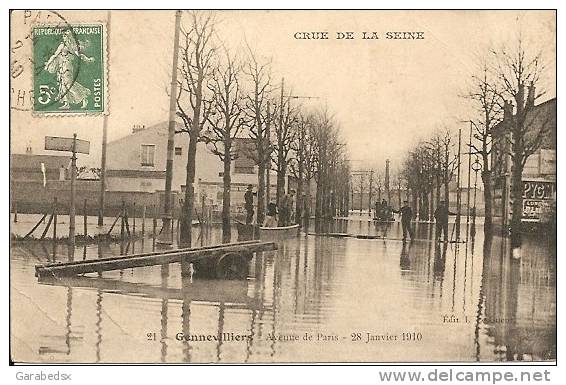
471 157 482 238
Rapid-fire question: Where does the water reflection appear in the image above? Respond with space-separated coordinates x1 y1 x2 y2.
400 241 412 271
10 220 555 363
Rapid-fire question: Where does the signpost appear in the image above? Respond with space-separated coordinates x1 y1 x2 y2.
45 134 90 249
45 136 90 154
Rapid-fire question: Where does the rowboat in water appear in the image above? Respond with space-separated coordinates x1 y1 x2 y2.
258 224 300 240
236 222 299 241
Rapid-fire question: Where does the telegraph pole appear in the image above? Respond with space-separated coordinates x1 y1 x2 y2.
265 101 271 209
98 10 111 226
455 127 462 239
275 77 285 209
368 169 374 216
385 159 391 205
69 134 77 249
158 10 182 245
466 121 472 226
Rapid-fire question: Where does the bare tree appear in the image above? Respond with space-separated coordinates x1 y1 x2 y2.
491 37 551 246
403 132 458 221
465 61 504 232
176 11 217 246
436 129 459 211
273 94 298 221
202 49 243 243
310 108 344 219
242 48 272 225
289 112 316 226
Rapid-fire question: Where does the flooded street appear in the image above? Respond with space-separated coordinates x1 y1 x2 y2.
10 219 556 363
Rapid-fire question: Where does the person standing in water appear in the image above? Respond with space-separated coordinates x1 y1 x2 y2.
393 200 414 241
244 184 255 224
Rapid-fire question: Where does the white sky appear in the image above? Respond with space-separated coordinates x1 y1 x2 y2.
10 10 556 175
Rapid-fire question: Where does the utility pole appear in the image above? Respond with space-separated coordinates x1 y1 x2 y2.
158 10 181 245
466 121 472 226
265 101 271 209
455 127 462 239
368 169 374 216
98 10 111 227
276 77 285 207
385 159 391 205
359 173 363 215
69 134 77 249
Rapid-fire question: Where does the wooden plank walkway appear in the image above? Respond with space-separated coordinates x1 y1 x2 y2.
307 232 466 243
35 240 277 279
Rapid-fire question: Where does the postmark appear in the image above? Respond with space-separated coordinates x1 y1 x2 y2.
32 23 106 114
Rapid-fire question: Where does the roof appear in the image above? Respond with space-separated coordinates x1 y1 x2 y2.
492 97 556 149
107 121 184 145
10 154 69 170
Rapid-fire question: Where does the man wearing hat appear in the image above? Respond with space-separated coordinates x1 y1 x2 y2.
244 184 255 224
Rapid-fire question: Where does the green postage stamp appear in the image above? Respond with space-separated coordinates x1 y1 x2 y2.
33 24 105 114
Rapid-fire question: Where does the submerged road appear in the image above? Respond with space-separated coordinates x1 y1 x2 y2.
10 219 556 363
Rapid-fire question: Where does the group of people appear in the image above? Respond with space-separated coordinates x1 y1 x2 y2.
244 184 296 227
374 199 394 221
393 200 456 242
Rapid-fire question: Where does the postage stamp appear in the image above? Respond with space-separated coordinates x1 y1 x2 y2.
32 23 105 114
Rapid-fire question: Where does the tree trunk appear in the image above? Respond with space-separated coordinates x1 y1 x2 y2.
411 189 418 217
444 146 450 208
277 161 286 226
436 175 440 207
256 130 265 225
510 85 525 249
297 162 304 227
444 178 450 209
422 192 429 221
315 174 323 219
180 131 198 246
305 180 312 228
257 158 265 225
222 147 231 243
276 154 286 209
429 188 434 222
510 156 523 247
482 168 493 232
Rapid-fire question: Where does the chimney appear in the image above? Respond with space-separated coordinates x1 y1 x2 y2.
527 81 535 107
516 82 525 115
503 100 513 122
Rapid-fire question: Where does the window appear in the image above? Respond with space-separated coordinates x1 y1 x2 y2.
175 147 182 156
141 144 155 167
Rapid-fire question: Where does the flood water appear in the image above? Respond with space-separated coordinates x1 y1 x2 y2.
10 218 556 363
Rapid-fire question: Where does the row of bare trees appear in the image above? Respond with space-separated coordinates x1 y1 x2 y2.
401 129 458 221
172 11 350 245
401 34 552 246
466 36 551 245
350 169 406 214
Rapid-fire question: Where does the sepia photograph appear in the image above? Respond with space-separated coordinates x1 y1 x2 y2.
9 9 556 365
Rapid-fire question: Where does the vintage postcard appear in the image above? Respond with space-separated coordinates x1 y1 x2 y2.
9 9 556 364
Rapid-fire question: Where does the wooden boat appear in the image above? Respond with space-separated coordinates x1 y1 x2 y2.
258 224 300 240
236 222 299 241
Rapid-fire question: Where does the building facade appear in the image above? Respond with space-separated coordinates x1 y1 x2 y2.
106 122 276 209
491 97 556 228
10 153 69 182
